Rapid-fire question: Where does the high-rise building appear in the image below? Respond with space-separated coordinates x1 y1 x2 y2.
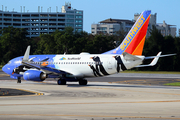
91 19 134 35
134 13 176 37
92 12 176 37
0 3 83 38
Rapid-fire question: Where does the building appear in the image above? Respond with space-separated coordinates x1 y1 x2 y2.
134 13 176 37
92 12 176 37
156 21 176 37
0 3 83 38
91 18 134 35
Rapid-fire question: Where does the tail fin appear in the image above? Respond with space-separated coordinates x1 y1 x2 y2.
103 10 151 55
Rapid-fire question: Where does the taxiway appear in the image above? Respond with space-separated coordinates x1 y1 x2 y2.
1 71 180 120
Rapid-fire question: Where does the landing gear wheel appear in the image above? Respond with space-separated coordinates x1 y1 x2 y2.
79 79 88 85
57 79 66 85
17 77 21 83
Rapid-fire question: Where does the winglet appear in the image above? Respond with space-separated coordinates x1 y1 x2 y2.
23 46 30 61
136 52 162 67
149 52 162 66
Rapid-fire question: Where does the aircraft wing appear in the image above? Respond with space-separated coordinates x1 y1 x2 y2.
22 61 69 75
21 46 72 75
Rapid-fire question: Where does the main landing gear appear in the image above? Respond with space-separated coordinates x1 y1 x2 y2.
57 79 66 85
79 79 88 85
17 77 21 83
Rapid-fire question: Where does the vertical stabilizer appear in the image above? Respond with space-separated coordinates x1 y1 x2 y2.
103 10 151 55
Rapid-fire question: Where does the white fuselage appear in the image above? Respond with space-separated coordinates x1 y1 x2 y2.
48 53 144 78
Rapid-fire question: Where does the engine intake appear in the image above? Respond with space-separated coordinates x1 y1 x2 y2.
23 70 46 81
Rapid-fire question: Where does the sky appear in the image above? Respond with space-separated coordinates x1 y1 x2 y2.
1 0 180 35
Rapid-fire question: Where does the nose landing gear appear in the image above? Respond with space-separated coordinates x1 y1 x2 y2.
17 77 21 83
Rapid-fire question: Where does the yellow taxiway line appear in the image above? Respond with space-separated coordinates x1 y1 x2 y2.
0 88 44 97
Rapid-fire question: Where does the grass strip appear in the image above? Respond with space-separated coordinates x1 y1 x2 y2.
164 82 180 86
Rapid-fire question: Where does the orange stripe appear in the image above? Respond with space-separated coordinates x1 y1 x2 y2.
41 61 48 66
132 35 146 55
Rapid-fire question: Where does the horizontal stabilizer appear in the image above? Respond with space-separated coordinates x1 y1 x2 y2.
123 52 142 61
136 52 162 67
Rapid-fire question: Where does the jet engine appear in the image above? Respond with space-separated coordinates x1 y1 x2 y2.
23 70 46 81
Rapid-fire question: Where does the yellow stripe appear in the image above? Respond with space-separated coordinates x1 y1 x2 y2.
15 88 44 96
0 88 44 97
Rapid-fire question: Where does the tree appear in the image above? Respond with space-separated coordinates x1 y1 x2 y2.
55 27 74 54
115 29 128 46
0 26 29 64
158 36 176 71
173 37 180 71
84 34 115 54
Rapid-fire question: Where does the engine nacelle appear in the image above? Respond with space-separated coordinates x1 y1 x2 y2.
23 70 46 81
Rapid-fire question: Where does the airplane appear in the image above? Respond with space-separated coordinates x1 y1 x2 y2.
2 10 175 85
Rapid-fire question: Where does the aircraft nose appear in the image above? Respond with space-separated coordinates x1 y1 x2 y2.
2 65 6 72
2 64 7 73
2 64 12 75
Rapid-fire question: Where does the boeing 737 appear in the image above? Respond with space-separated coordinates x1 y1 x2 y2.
2 10 175 85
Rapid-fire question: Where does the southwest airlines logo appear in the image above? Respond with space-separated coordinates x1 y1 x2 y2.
60 57 66 60
120 15 145 51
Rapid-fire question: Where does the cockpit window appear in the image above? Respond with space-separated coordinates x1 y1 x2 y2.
7 61 11 65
